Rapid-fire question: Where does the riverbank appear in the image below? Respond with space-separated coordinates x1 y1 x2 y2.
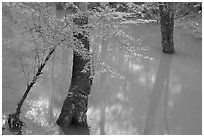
121 12 202 39
175 13 202 39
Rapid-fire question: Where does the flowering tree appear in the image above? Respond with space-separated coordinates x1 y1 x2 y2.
2 2 185 134
3 2 130 134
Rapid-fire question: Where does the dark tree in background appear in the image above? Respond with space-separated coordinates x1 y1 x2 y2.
56 3 92 131
159 2 175 53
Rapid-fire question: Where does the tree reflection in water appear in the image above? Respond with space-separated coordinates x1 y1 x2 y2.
143 53 173 135
59 125 90 135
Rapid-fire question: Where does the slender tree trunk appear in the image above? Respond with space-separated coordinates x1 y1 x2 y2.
159 2 175 53
7 45 56 135
56 13 92 128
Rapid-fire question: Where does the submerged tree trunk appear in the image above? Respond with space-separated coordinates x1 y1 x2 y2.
159 2 175 53
56 15 92 128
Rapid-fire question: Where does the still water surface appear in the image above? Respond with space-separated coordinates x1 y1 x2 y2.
2 23 202 135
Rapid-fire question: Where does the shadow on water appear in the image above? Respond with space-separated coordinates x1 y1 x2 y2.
143 53 173 135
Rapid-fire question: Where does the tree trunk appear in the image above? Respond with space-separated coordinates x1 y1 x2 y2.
7 45 57 135
159 2 175 53
56 15 92 128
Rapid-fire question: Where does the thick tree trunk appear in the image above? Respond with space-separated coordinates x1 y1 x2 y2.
56 15 92 128
159 2 175 53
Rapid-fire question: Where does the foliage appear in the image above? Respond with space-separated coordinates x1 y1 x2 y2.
3 1 202 103
174 2 202 19
2 2 202 134
174 2 202 38
3 2 201 84
2 2 128 84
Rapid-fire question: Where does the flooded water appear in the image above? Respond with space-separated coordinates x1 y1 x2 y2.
2 22 202 135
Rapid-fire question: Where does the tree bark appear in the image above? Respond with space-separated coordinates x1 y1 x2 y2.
159 2 175 53
56 15 92 128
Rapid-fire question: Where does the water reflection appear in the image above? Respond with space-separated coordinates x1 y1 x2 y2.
143 53 173 135
2 22 201 134
99 101 106 135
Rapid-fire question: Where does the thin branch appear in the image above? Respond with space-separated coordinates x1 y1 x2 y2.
16 44 57 115
18 49 29 86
